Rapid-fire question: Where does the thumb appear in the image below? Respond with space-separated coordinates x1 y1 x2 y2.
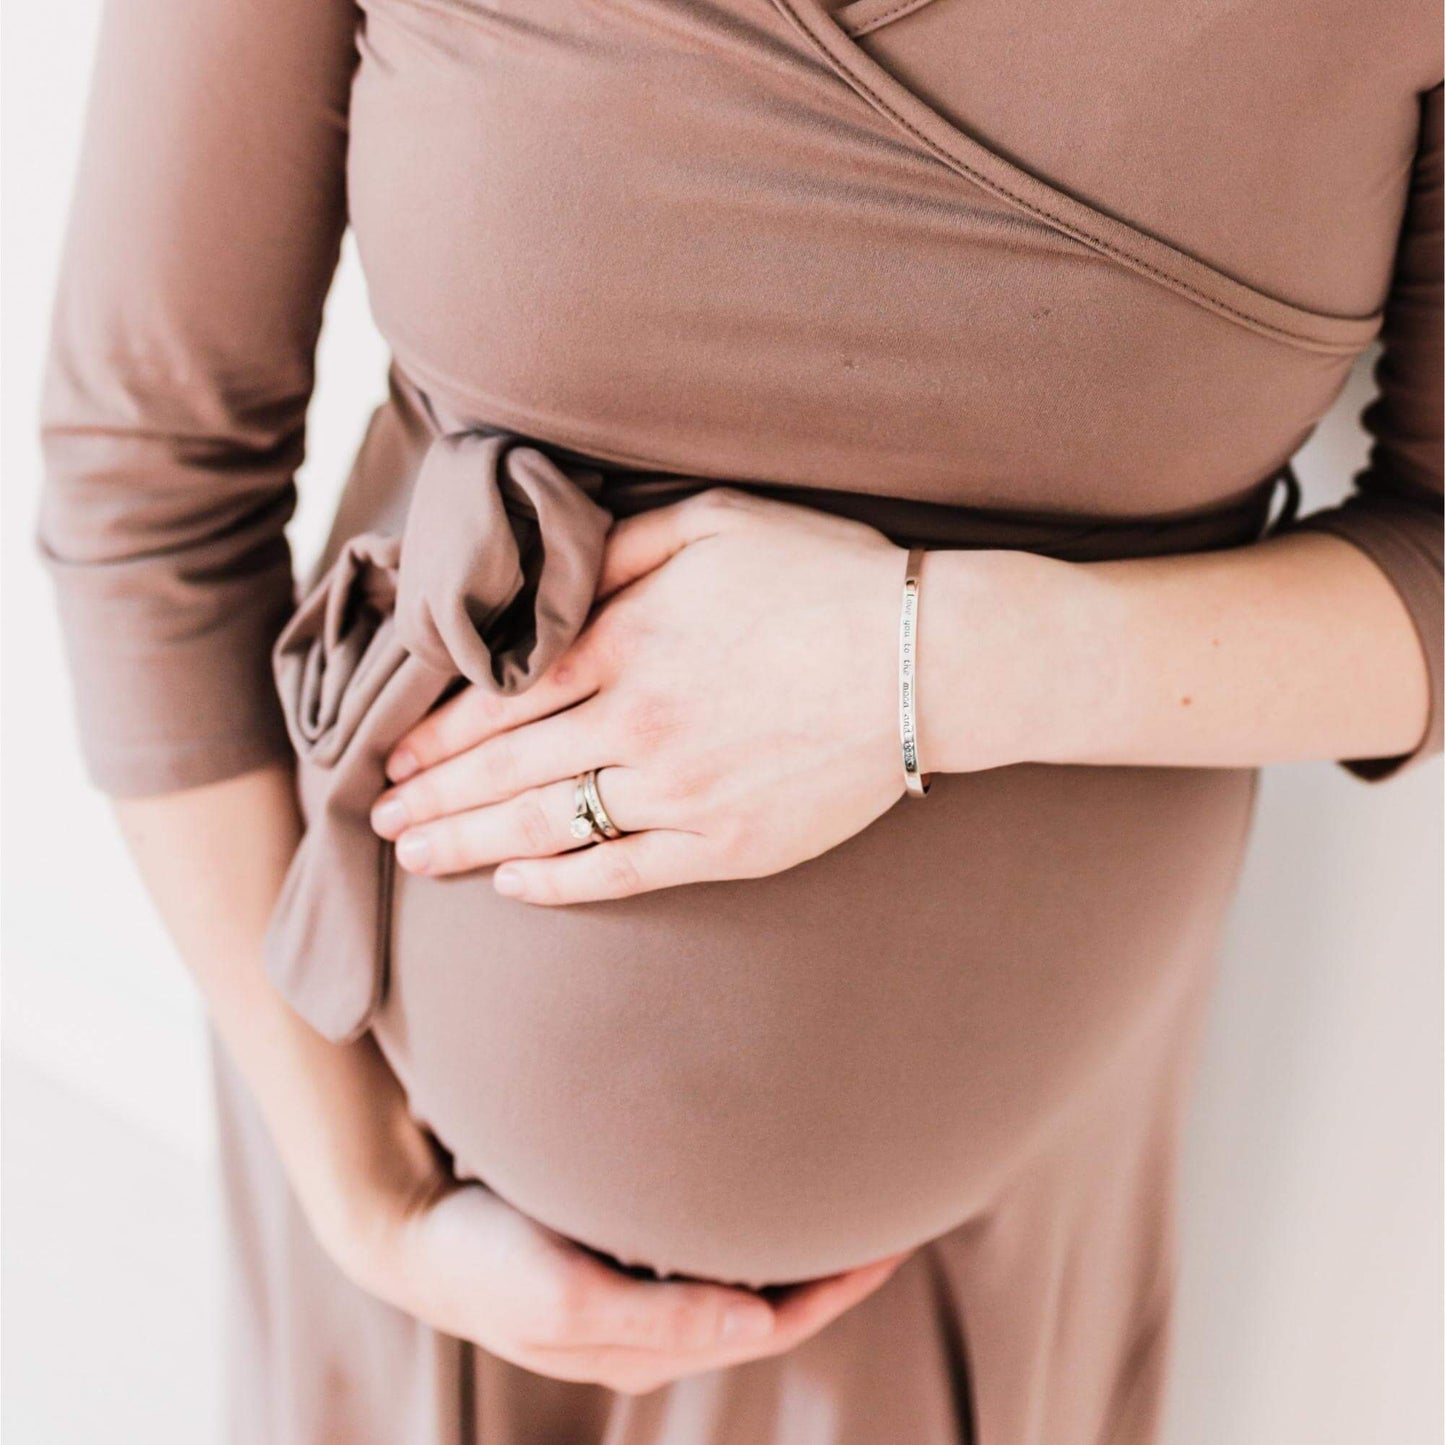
764 1250 912 1349
561 1250 778 1352
597 487 757 600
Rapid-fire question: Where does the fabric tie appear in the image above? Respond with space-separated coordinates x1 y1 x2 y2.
264 430 612 1043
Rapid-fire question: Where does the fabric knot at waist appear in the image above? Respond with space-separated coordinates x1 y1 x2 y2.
263 410 1299 1044
264 430 612 1043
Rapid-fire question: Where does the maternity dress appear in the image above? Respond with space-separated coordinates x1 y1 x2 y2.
38 0 1443 1439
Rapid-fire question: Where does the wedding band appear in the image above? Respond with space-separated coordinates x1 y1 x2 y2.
899 545 932 798
581 767 625 839
570 774 607 844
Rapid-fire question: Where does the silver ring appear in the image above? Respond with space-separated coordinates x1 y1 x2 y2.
570 774 607 845
581 767 625 840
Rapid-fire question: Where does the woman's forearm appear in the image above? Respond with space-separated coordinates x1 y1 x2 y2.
111 767 434 1249
918 529 1433 774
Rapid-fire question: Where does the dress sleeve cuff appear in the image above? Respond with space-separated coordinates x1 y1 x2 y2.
48 560 299 798
1289 501 1443 781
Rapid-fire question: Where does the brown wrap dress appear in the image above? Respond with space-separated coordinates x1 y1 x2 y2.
37 0 1443 1439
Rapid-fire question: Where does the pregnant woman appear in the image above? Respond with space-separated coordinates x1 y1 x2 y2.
38 0 1440 1439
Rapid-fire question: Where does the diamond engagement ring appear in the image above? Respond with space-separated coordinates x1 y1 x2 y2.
570 773 606 843
570 768 624 844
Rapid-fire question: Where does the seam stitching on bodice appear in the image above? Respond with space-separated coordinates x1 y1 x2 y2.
771 0 1380 355
837 0 942 38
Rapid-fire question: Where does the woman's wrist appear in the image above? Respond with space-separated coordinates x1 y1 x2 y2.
912 547 1114 775
913 528 1434 777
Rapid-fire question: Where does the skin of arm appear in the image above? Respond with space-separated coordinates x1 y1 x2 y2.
111 763 905 1395
917 524 1432 776
367 488 1433 905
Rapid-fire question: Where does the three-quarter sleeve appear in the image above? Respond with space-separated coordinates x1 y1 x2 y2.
37 0 359 797
1286 82 1445 781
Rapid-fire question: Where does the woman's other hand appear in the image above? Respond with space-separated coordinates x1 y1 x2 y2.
371 488 933 903
116 769 906 1400
310 1037 908 1395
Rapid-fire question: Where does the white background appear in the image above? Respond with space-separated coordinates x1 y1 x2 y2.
3 3 1441 1441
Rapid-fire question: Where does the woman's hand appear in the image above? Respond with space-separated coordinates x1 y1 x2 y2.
311 1036 908 1397
115 767 906 1399
370 488 915 904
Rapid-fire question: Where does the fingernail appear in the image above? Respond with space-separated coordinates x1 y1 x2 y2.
371 798 407 838
396 833 431 871
493 866 523 897
387 748 419 783
721 1303 773 1342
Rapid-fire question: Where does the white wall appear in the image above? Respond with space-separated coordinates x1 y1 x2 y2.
3 4 1439 1442
1163 381 1443 1445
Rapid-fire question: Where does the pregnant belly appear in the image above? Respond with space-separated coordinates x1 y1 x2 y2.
370 762 1255 1288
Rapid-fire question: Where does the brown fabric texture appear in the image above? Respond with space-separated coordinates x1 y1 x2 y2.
266 430 610 1042
35 0 1444 1439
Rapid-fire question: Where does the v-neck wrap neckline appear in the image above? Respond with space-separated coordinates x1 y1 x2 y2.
770 0 1386 355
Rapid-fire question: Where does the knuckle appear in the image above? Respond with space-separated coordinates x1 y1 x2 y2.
620 689 677 745
422 820 462 871
398 722 438 770
545 646 587 692
401 774 440 820
458 685 506 736
528 1271 585 1346
621 1300 680 1353
414 689 483 762
601 849 643 897
573 619 612 669
594 609 645 668
710 811 755 865
516 796 556 855
475 734 519 796
691 484 748 517
514 867 557 905
661 759 711 807
662 1297 714 1348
